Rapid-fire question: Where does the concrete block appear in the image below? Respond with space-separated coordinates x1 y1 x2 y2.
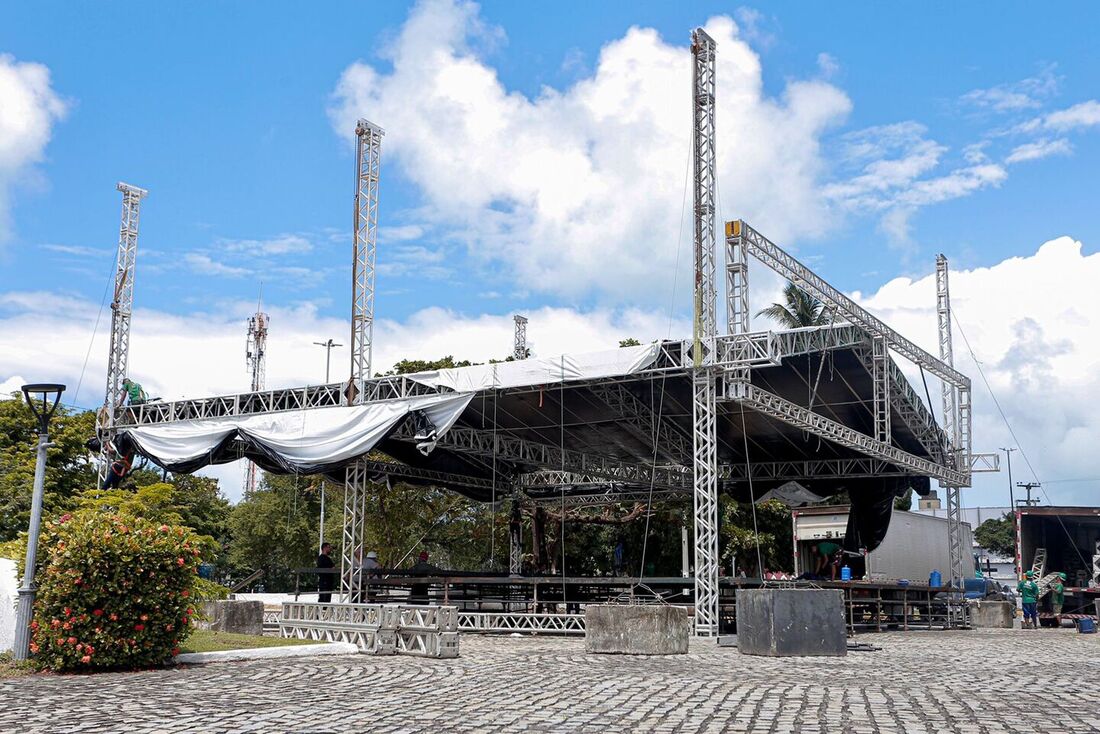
584 604 690 655
968 600 1014 628
736 588 846 657
198 600 264 636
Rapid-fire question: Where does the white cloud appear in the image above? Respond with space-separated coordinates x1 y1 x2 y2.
856 236 1100 506
221 234 313 256
379 224 425 242
0 375 26 398
183 253 249 277
0 54 67 242
816 52 839 79
1018 99 1100 134
961 66 1059 113
41 244 110 258
1005 138 1072 165
329 0 852 301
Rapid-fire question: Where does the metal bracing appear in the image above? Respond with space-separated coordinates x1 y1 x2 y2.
970 452 999 472
99 182 148 481
518 483 690 507
341 460 370 598
391 424 691 490
729 221 969 388
735 383 968 486
935 254 966 587
508 492 523 574
691 370 720 636
357 458 496 492
243 311 269 497
350 119 384 405
459 611 585 635
851 340 947 463
587 380 692 465
691 27 718 368
513 315 528 360
871 336 891 444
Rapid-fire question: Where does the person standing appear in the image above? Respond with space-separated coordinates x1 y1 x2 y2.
316 542 335 604
1051 572 1066 627
1017 570 1040 629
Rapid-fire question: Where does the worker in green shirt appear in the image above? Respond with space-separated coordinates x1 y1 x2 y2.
1018 570 1039 629
815 540 841 578
1051 572 1066 625
122 378 147 405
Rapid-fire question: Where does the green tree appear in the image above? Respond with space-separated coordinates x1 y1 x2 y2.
756 282 831 328
893 490 913 511
974 513 1015 557
718 498 793 575
384 356 475 376
618 338 641 348
0 396 97 541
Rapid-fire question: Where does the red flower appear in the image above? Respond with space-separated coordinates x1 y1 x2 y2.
181 590 189 598
158 525 170 533
181 617 189 626
59 513 72 523
140 614 148 621
67 636 76 645
165 623 174 632
30 620 38 630
28 643 39 653
81 655 91 664
177 558 185 566
171 647 180 657
50 619 61 629
64 607 72 617
93 609 104 617
109 613 118 621
76 643 84 652
134 623 145 631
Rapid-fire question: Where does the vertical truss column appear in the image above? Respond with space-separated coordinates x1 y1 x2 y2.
99 182 148 482
350 119 384 405
243 311 269 497
691 27 718 367
691 27 720 636
692 370 720 636
340 460 369 599
508 492 523 575
936 254 964 587
513 315 528 360
871 336 891 443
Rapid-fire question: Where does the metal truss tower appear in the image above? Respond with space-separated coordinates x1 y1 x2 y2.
346 119 383 599
99 182 148 482
350 119 384 404
513 315 528 360
936 254 964 586
243 310 269 497
691 27 720 637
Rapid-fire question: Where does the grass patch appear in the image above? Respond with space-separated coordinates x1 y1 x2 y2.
178 629 318 654
0 652 40 679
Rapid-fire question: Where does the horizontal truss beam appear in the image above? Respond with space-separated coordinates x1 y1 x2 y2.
729 221 969 388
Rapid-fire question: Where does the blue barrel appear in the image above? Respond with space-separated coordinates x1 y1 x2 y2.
1077 617 1096 634
930 569 942 588
840 565 852 581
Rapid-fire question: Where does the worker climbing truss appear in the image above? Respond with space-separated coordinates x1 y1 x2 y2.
99 182 148 482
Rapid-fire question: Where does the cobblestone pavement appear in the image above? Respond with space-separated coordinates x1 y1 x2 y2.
2 629 1098 733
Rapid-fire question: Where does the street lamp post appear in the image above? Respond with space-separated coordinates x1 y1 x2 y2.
13 383 65 661
313 339 343 383
999 447 1016 509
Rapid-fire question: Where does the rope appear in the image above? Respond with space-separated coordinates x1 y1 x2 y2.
951 310 1092 572
738 400 765 579
73 259 116 407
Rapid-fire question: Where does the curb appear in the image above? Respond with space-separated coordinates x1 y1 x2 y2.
173 641 359 665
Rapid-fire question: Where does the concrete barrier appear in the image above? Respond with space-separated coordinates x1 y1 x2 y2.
967 600 1014 628
198 600 264 636
584 604 690 655
736 588 846 657
0 559 17 653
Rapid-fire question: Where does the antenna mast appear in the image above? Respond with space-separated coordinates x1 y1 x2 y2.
243 307 269 497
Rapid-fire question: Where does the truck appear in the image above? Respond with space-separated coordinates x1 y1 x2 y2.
1015 506 1100 619
792 506 975 582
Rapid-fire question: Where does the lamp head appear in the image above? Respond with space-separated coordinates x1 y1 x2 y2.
21 383 66 433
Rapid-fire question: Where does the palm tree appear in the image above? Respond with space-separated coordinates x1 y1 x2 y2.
756 281 831 328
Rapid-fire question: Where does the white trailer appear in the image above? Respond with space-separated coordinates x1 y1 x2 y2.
792 506 975 581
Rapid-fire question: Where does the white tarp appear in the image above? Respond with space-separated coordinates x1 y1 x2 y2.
407 342 661 392
122 392 474 474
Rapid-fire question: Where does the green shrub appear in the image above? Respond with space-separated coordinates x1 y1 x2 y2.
30 511 209 671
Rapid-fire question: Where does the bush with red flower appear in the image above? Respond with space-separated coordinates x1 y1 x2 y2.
30 510 213 671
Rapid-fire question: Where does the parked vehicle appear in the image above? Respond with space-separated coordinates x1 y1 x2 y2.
1015 506 1100 616
792 506 975 582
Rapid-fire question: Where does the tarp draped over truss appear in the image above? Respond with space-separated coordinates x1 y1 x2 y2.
407 342 662 392
119 392 475 476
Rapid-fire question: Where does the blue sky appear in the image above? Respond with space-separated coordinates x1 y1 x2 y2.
2 1 1099 504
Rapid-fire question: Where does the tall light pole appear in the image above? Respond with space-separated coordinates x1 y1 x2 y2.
14 383 65 661
999 447 1016 509
313 339 342 383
